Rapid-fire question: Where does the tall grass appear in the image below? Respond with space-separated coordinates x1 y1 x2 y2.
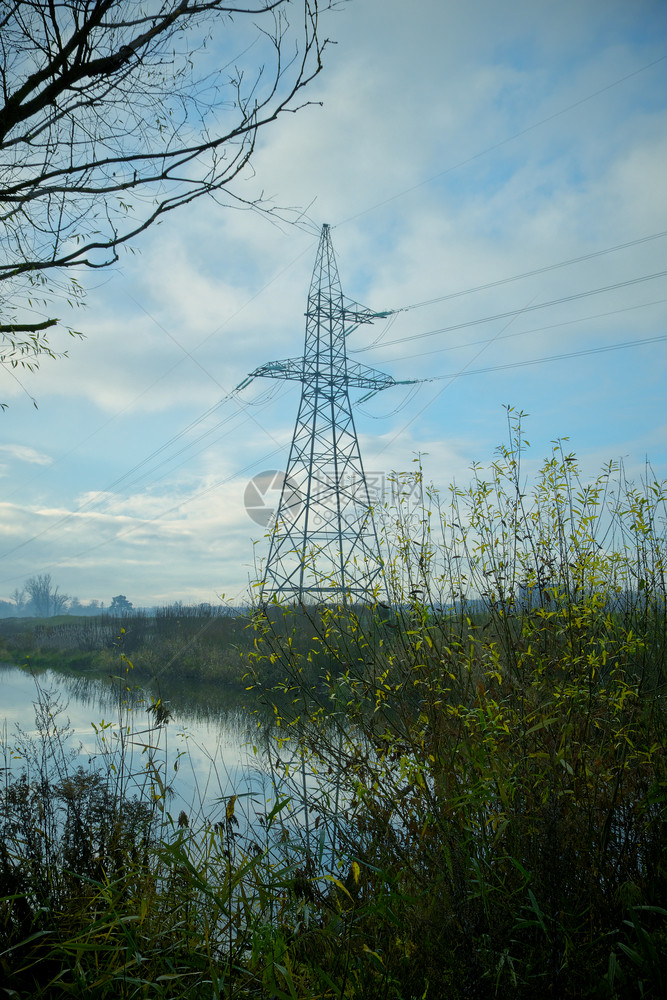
0 655 310 998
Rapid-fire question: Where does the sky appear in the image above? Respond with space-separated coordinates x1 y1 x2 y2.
1 0 666 609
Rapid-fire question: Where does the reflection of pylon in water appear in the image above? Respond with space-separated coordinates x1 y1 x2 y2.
238 224 411 603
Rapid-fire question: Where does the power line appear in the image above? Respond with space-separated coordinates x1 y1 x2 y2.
352 269 667 353
115 386 293 499
369 288 540 460
5 237 317 506
390 229 667 314
0 390 290 562
367 314 667 460
6 40 666 601
5 286 664 566
69 447 286 564
20 236 660 543
389 297 667 363
420 332 667 383
0 445 286 591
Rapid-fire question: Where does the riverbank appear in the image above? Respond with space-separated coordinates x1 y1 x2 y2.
0 610 255 687
0 604 393 692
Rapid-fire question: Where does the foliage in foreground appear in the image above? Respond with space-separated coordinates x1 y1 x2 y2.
249 418 667 998
1 417 666 998
0 669 307 999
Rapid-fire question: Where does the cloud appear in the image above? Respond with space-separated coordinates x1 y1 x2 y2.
1 0 666 603
0 444 52 466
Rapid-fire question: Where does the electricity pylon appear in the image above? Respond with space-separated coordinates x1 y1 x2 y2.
238 224 410 604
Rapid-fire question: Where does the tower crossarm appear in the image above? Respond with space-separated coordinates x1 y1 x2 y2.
304 296 393 327
237 357 403 392
345 303 393 324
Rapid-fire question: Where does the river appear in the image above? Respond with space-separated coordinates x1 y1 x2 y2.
0 662 279 831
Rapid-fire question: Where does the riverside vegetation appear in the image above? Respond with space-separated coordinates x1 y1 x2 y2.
0 605 254 686
1 414 665 998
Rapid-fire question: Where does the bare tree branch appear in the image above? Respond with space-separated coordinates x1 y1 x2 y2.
1 0 335 395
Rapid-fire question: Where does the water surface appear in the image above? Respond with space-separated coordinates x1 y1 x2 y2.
0 663 274 827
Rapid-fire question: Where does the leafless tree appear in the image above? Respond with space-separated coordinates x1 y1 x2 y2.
24 572 69 615
0 0 333 401
11 584 27 613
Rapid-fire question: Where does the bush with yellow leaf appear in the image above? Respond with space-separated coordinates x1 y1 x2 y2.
249 412 667 999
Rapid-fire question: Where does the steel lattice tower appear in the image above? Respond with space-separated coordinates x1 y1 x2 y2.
239 224 408 604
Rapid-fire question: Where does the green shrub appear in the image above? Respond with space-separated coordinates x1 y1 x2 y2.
248 412 667 998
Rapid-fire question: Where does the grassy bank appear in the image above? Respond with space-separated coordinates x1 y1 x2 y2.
0 610 256 687
0 606 370 690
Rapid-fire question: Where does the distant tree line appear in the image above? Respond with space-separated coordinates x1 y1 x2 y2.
0 574 126 619
0 576 239 619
